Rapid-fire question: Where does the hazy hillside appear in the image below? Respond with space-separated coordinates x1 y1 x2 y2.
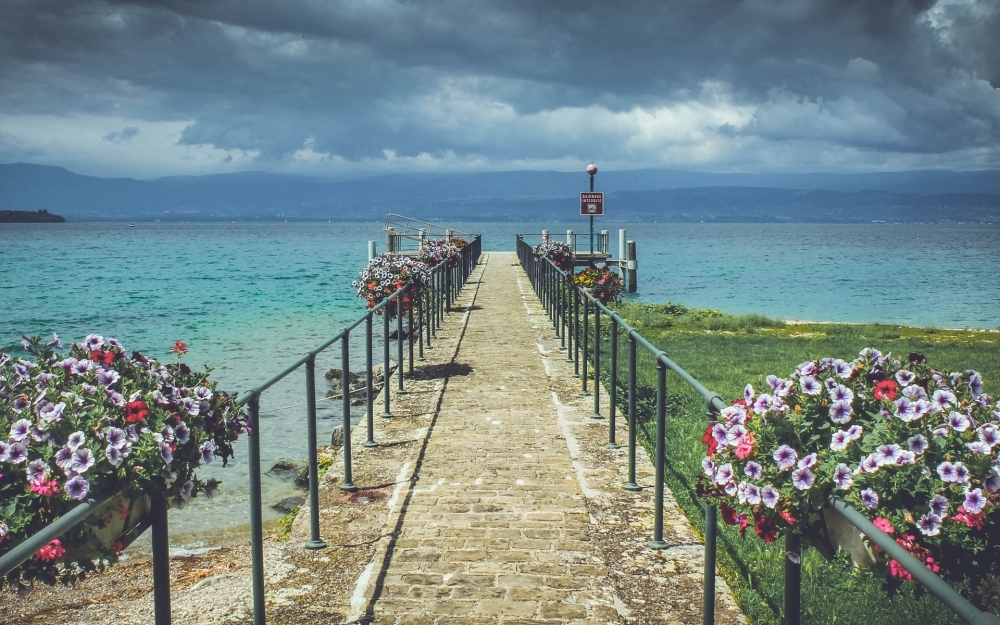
2 162 1000 222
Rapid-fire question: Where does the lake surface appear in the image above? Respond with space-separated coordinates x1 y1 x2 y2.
2 221 999 543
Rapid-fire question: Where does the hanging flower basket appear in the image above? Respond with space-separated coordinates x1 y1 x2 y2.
418 238 465 269
0 334 248 586
698 348 1000 602
533 241 575 272
353 253 432 318
571 267 623 304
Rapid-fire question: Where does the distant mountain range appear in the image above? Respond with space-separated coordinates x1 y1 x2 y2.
2 162 999 223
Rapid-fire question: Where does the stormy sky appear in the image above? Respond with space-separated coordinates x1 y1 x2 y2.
1 0 998 179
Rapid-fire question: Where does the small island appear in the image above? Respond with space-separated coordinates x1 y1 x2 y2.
0 209 66 223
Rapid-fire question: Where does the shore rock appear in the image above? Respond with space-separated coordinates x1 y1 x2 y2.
272 496 305 513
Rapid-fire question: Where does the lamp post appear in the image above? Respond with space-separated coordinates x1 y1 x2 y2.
587 163 597 254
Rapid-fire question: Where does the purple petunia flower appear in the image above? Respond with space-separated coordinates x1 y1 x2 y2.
907 434 929 454
702 456 716 477
846 424 863 440
744 484 762 505
106 389 125 407
744 384 754 405
829 385 854 403
954 462 970 483
71 448 95 473
830 430 851 451
65 475 89 500
10 418 32 442
903 384 928 400
26 458 49 483
194 386 213 401
38 401 65 424
964 488 987 514
773 445 797 471
798 453 818 469
711 423 729 447
125 425 139 442
159 441 173 464
875 444 904 466
714 462 734 485
984 470 1000 494
54 445 74 471
762 484 780 508
724 481 738 496
861 455 880 473
0 441 10 463
800 376 822 396
832 359 852 378
796 361 817 376
721 404 748 426
174 421 190 444
726 424 747 445
71 359 94 376
84 334 104 350
929 494 949 516
106 427 127 449
180 397 199 417
978 424 999 447
105 445 123 468
7 443 27 464
97 369 120 387
861 488 880 509
833 463 853 490
160 425 175 443
12 395 29 413
932 389 957 413
894 398 916 422
66 431 86 450
917 513 943 536
968 441 992 455
948 411 972 432
968 370 984 398
745 461 763 480
895 370 916 386
107 337 122 348
753 393 773 414
792 467 815 490
766 374 781 391
937 461 958 482
829 401 853 424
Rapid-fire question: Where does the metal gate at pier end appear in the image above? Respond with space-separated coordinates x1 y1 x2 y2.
515 233 1000 625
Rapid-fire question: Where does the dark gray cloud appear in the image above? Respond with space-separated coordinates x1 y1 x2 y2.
0 0 997 177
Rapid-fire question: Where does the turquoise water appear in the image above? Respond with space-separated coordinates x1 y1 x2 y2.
2 221 999 541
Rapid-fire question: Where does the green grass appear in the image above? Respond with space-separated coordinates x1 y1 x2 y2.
594 301 1000 625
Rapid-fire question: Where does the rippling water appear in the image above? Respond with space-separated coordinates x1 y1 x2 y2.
2 221 998 543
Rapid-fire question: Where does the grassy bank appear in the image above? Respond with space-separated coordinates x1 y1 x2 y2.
598 301 999 625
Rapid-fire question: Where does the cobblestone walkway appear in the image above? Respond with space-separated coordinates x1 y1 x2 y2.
362 253 620 624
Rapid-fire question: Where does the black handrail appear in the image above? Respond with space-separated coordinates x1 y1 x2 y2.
516 234 1000 625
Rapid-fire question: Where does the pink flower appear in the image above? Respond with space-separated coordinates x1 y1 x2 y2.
34 539 66 563
734 432 757 459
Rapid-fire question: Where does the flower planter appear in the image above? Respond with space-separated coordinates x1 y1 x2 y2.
61 490 152 563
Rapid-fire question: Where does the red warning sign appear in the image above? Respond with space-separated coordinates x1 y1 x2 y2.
580 192 604 216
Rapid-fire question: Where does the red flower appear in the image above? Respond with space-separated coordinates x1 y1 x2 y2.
778 509 797 526
873 379 898 401
753 512 778 542
720 503 740 525
172 340 188 356
90 350 116 365
125 400 149 423
702 425 719 456
952 507 986 530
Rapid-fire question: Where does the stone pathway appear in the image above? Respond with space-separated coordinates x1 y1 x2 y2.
359 253 620 623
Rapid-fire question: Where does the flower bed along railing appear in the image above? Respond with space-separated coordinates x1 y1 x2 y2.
516 234 1000 625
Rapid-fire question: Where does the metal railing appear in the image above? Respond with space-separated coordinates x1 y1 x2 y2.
516 234 1000 625
0 235 481 625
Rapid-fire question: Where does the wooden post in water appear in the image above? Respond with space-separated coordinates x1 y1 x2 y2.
368 240 376 260
600 230 609 254
385 228 396 254
567 230 574 251
542 229 549 242
418 228 427 249
627 240 637 293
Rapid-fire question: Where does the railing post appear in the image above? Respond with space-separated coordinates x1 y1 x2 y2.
592 304 602 418
407 287 415 374
382 310 392 419
624 333 641 491
150 490 171 625
396 292 406 395
581 297 589 394
649 357 667 549
607 317 619 447
784 533 801 625
341 334 357 492
558 278 566 349
573 289 580 373
417 290 426 361
567 285 575 363
704 503 718 625
365 313 377 448
305 355 327 549
247 394 266 625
